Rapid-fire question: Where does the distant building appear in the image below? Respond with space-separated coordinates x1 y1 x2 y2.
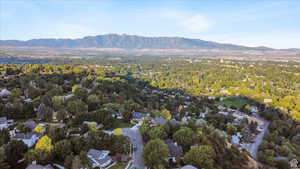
264 99 273 103
87 149 112 168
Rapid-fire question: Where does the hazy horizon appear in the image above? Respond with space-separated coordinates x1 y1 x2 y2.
1 0 300 48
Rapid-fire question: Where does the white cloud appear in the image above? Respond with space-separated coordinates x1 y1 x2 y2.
164 10 213 33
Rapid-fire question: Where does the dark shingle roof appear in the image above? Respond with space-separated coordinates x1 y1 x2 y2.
87 149 111 166
164 139 183 157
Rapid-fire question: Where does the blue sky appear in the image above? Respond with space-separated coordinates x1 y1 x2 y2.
1 0 300 48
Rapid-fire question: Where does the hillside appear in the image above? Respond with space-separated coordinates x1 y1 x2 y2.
0 34 274 50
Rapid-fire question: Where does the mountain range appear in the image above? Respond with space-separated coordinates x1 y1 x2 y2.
0 34 275 51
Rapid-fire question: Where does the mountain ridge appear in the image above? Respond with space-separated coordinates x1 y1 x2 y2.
0 34 279 51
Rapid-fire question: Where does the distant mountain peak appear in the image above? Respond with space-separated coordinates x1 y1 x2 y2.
0 34 275 51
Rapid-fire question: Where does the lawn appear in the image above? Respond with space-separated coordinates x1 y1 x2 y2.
216 97 249 109
112 119 134 129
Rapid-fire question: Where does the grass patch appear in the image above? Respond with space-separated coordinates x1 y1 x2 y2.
110 162 127 169
112 119 134 128
216 97 249 109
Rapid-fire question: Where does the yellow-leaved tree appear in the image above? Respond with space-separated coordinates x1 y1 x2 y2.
161 109 172 120
35 135 53 152
34 126 44 134
88 122 98 132
114 128 123 136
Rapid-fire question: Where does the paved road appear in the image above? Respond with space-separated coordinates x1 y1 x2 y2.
123 128 145 169
243 115 270 159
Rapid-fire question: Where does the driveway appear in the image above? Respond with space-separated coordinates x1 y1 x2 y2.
241 115 270 159
122 128 145 169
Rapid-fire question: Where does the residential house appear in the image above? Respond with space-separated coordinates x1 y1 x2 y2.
231 132 242 145
208 96 216 100
168 119 181 126
14 132 41 147
24 120 38 130
24 98 33 103
63 93 74 100
164 139 183 163
36 103 47 119
181 165 198 169
0 117 14 129
36 104 53 120
250 106 258 113
0 89 11 97
151 117 167 126
26 163 54 169
218 111 229 116
87 149 112 168
131 112 150 123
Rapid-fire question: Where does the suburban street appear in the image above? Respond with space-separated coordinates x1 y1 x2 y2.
122 127 145 169
243 115 270 159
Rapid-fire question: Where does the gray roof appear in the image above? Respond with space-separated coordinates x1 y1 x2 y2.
87 149 111 166
0 89 11 97
153 117 167 124
164 139 183 157
181 165 198 169
169 119 181 126
26 164 54 169
24 120 38 129
0 117 7 123
132 112 149 119
15 132 40 139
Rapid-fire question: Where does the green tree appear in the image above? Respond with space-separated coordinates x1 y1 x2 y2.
87 94 100 111
5 140 28 167
67 100 88 115
225 124 237 135
183 145 216 169
144 139 169 168
74 87 88 100
148 126 167 140
0 146 9 169
25 149 53 165
0 129 10 146
53 139 72 162
52 96 65 110
173 127 194 149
